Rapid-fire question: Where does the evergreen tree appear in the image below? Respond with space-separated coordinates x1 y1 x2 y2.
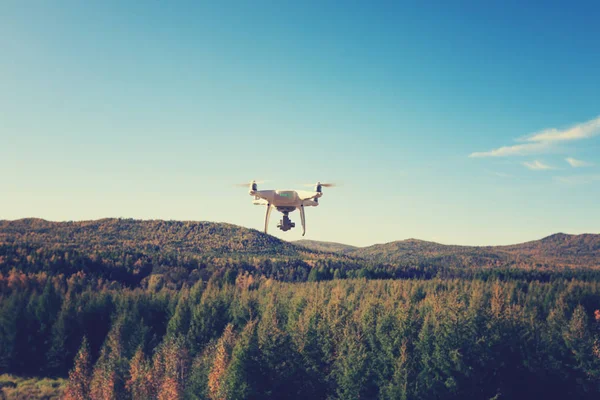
47 295 79 375
126 347 152 400
0 292 20 373
64 337 92 400
381 340 410 400
331 324 369 399
223 320 260 400
167 292 192 338
152 335 189 400
208 324 237 400
90 321 125 400
256 302 301 398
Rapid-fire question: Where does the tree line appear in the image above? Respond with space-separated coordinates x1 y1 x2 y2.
4 243 600 291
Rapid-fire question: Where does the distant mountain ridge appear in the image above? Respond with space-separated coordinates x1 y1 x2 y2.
1 219 598 269
296 233 600 268
500 233 600 267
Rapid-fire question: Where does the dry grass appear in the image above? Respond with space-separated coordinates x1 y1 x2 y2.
0 375 65 400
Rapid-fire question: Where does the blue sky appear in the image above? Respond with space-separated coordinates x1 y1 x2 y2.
1 1 599 246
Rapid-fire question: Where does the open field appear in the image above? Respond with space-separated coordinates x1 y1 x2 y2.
0 375 65 400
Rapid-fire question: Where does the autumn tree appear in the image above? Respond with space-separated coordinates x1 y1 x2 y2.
152 335 189 400
90 320 125 400
64 337 92 400
222 320 260 400
208 324 237 400
126 347 153 400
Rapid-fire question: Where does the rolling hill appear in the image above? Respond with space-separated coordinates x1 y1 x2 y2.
297 234 600 268
294 239 357 254
0 219 360 286
0 218 304 257
500 233 600 267
1 219 598 275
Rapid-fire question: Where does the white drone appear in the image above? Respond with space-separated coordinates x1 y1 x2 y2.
238 180 335 236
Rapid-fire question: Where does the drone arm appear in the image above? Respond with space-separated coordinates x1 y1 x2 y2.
299 204 306 236
264 204 272 234
299 192 321 201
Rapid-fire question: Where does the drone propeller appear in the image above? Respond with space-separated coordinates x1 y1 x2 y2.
300 182 338 188
234 180 268 187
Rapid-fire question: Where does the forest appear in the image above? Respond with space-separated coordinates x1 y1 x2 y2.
3 273 600 399
1 219 600 399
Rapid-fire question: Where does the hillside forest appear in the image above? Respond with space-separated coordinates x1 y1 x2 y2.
1 219 600 399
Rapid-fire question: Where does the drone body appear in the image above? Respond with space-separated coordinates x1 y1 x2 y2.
242 181 333 236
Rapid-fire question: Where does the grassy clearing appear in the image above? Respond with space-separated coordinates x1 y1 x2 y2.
0 374 65 400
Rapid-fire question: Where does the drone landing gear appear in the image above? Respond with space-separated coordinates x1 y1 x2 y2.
277 212 296 232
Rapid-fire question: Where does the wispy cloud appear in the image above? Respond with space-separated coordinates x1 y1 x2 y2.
469 142 550 158
565 157 594 168
554 174 600 184
523 160 555 170
469 115 600 158
525 117 600 143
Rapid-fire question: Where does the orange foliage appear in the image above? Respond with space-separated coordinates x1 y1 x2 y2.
148 337 189 400
158 377 181 400
208 324 237 400
64 338 91 400
90 368 116 400
127 348 151 399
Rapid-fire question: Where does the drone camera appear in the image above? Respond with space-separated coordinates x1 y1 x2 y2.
277 215 295 232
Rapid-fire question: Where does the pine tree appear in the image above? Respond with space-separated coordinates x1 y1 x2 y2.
89 317 127 400
564 304 597 387
90 346 117 400
257 302 301 398
0 292 20 373
382 339 410 400
223 320 260 400
64 337 92 400
152 335 189 400
208 324 237 400
35 280 62 374
167 293 191 338
47 295 78 376
332 323 368 399
127 347 153 400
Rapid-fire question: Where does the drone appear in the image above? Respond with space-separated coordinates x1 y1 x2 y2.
238 180 335 236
